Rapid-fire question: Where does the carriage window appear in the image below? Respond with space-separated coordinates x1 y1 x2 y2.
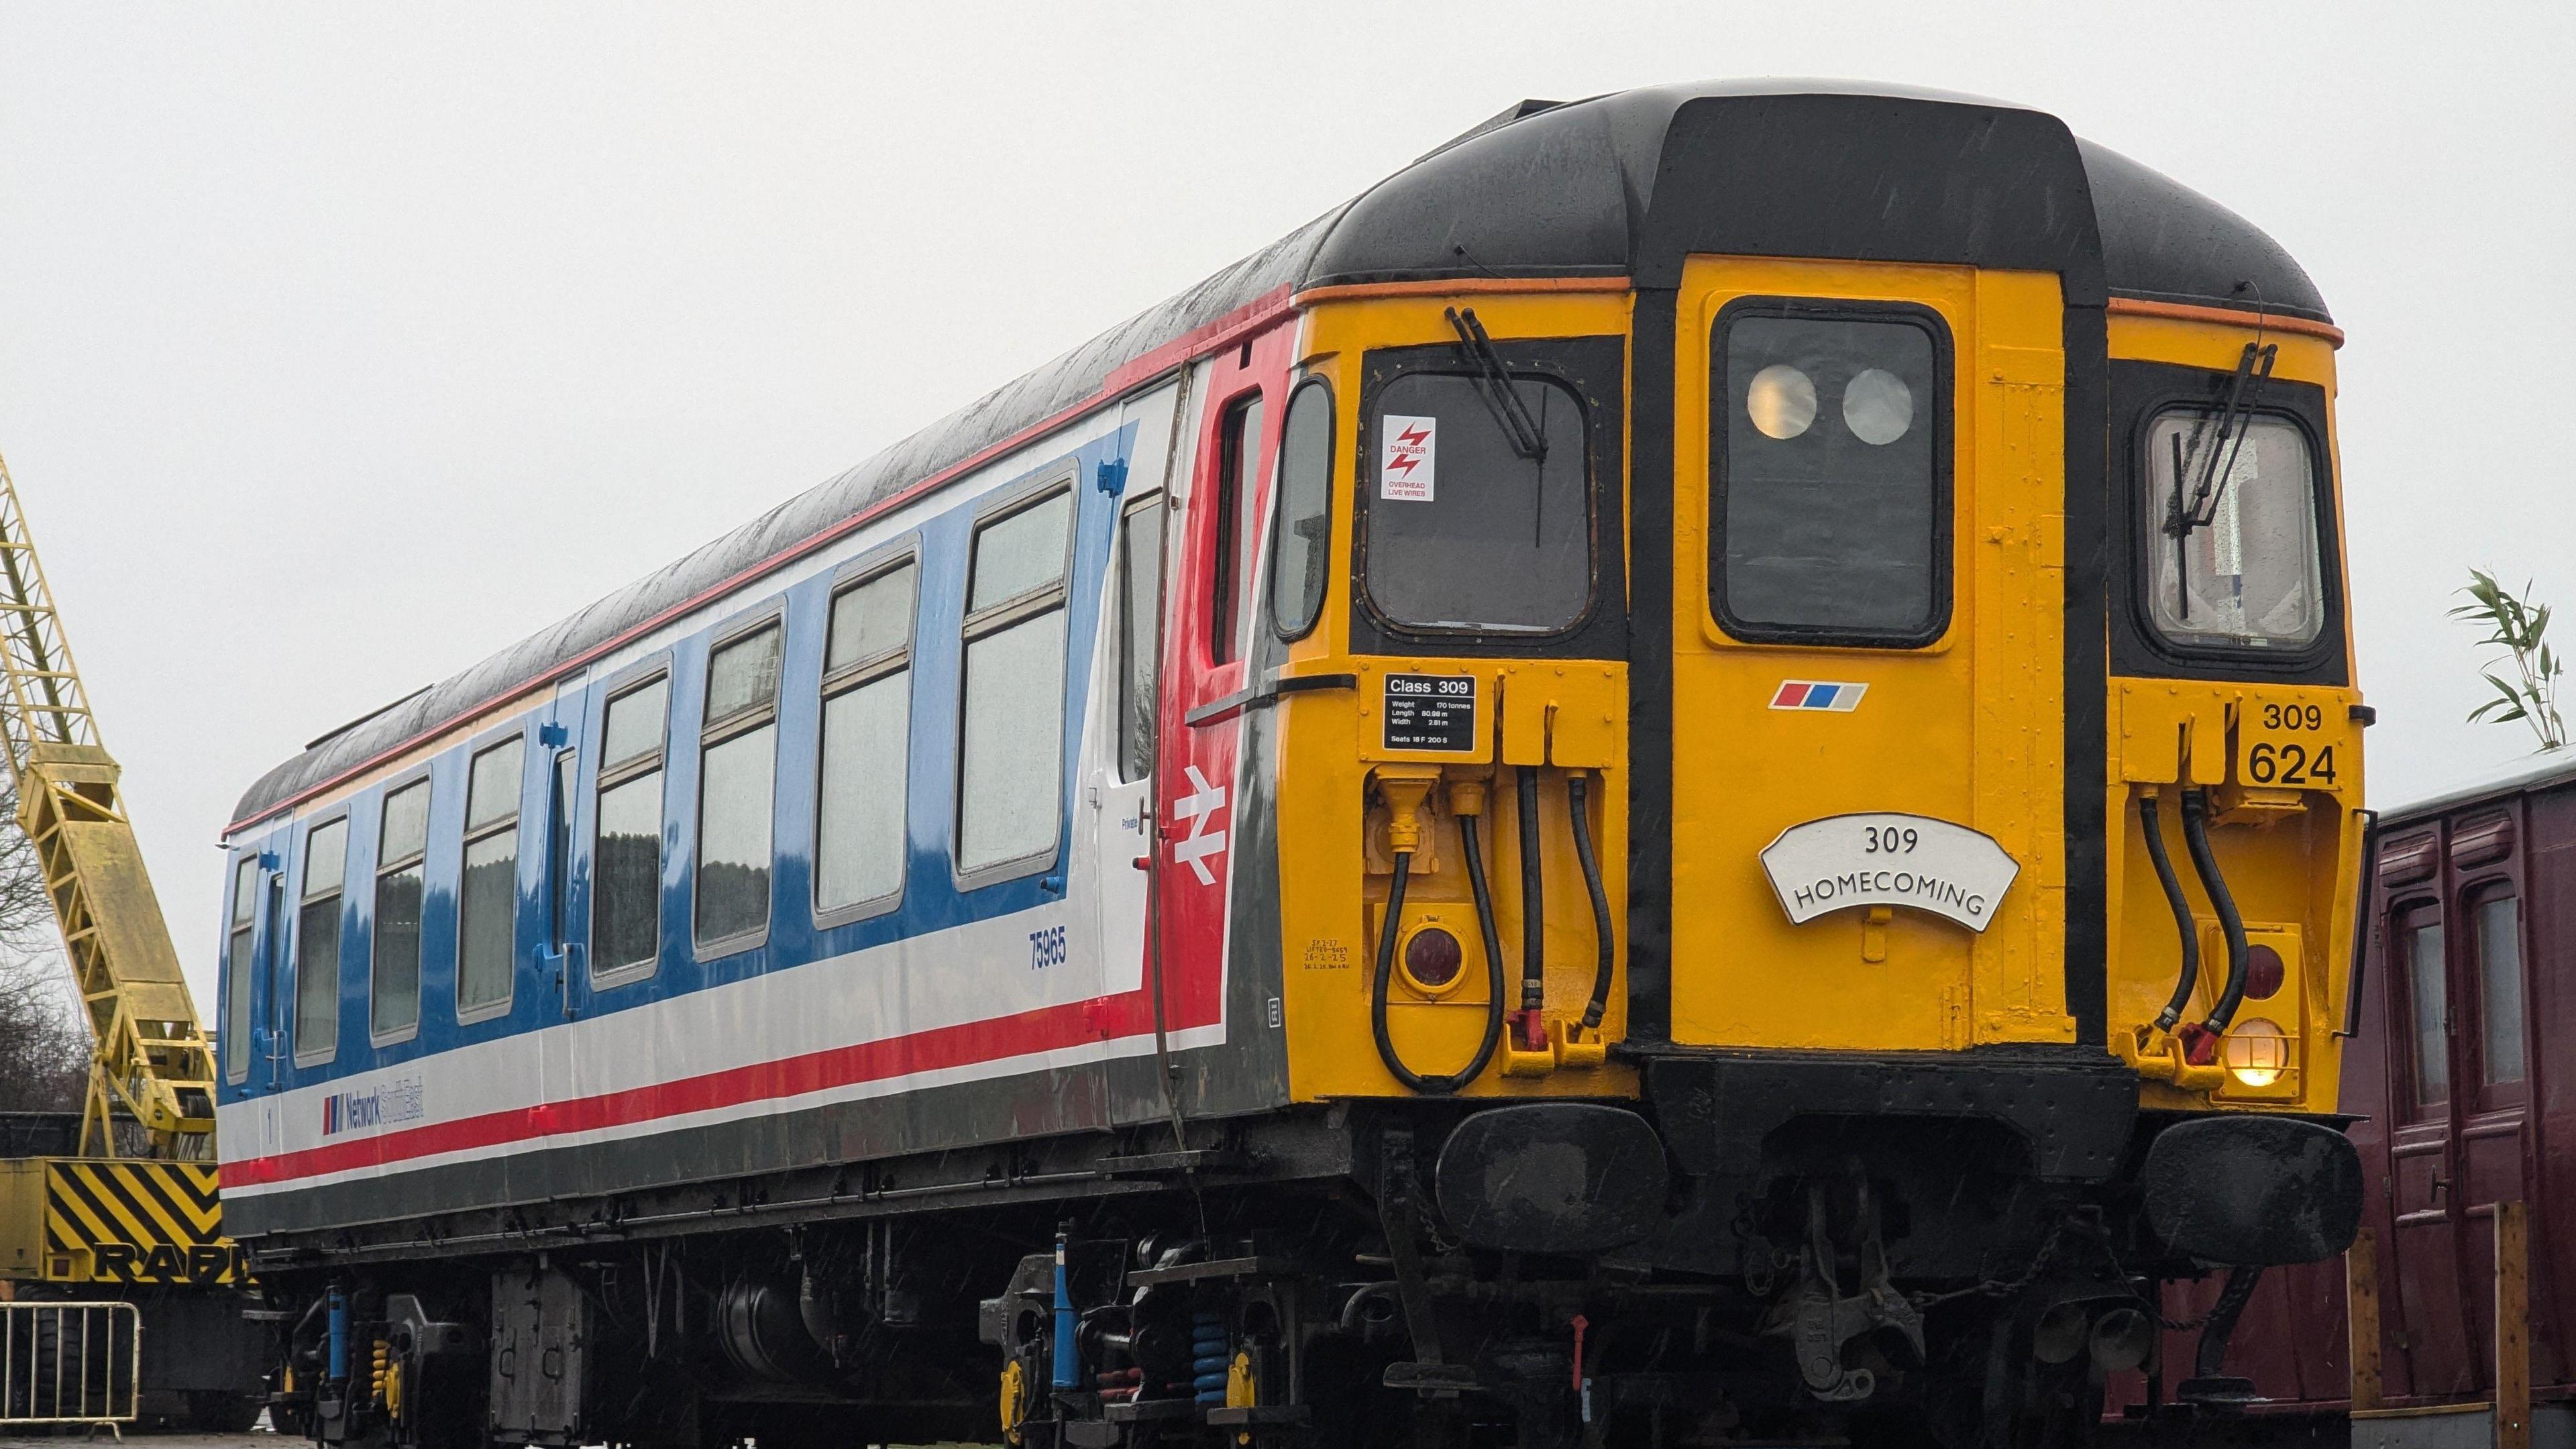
1367 373 1588 633
1210 395 1264 664
2406 915 2450 1110
1118 500 1164 784
1269 379 1333 639
698 624 781 949
818 564 915 916
224 856 258 1082
460 739 524 1015
294 818 347 1062
961 488 1072 876
2143 412 2322 650
1715 309 1945 642
370 780 429 1039
2473 893 2526 1085
595 676 668 977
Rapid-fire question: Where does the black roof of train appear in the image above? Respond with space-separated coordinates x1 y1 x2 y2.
233 80 2329 827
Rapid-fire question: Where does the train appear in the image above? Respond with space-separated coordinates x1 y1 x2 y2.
212 80 2369 1448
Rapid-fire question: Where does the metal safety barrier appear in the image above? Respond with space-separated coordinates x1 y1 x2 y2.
0 1300 141 1434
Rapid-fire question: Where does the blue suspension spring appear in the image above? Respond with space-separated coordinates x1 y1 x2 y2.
1190 1309 1231 1405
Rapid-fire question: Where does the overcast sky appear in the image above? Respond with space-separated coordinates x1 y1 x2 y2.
1 1 2569 1011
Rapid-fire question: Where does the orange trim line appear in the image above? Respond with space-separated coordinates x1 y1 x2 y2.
1291 275 1631 307
2106 297 2344 348
227 284 1301 835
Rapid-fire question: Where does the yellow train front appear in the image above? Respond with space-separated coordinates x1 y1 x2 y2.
218 82 2367 1449
1248 83 2366 1441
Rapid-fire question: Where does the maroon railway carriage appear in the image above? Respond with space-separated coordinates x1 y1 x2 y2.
2121 751 2576 1442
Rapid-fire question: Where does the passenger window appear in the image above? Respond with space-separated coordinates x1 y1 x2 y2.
698 624 781 949
1116 500 1164 784
2473 892 2526 1085
2404 912 2450 1111
1366 372 1589 633
818 564 916 916
1714 307 1947 643
294 818 347 1062
2142 411 2322 650
223 856 257 1082
594 676 669 977
960 488 1072 875
370 780 429 1039
1209 395 1264 663
460 739 524 1015
1268 379 1332 639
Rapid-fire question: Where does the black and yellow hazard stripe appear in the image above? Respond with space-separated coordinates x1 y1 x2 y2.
41 1160 246 1284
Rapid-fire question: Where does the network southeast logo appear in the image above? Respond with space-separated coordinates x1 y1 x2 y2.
320 1076 427 1137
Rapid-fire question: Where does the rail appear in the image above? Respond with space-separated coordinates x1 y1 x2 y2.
0 1299 141 1436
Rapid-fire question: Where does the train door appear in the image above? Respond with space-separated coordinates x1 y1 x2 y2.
1153 335 1287 1025
2449 807 2536 1386
535 677 590 1130
1666 258 2068 1049
1081 389 1177 1002
2381 874 2480 1395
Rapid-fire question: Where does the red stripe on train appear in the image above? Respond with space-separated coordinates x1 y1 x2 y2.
223 985 1199 1189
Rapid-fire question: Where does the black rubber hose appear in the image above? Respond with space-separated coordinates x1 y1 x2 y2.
2180 788 2252 1034
1368 833 1507 1095
1566 772 1614 1030
1517 767 1545 1012
2138 794 2201 1032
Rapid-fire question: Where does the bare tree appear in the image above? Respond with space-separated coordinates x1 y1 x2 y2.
0 771 86 1114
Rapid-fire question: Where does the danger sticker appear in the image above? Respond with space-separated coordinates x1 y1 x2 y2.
1379 415 1436 501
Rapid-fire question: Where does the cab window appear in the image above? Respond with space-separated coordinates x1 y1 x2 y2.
1713 305 1948 643
2142 410 2323 650
1364 372 1589 633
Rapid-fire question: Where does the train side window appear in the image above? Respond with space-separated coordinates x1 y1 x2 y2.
1209 394 1264 664
223 855 258 1083
594 674 669 980
2472 891 2527 1086
459 738 525 1017
818 562 916 919
1268 378 1332 640
1712 304 1949 645
1116 498 1165 784
549 749 576 954
959 486 1073 879
370 779 430 1041
1366 372 1589 634
294 816 348 1064
2402 908 2450 1112
2141 411 2322 651
698 623 782 952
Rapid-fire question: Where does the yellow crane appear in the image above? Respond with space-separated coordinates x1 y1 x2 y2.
0 444 239 1297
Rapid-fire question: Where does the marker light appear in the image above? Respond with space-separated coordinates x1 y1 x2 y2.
1403 926 1464 992
1746 364 1817 440
2243 943 2286 1001
1843 368 1915 445
2223 1018 2290 1087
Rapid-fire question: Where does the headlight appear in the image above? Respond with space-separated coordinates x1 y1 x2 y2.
1402 926 1464 993
2224 1018 2289 1087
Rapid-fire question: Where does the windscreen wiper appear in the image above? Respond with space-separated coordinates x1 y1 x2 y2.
1444 306 1548 462
2162 340 2278 621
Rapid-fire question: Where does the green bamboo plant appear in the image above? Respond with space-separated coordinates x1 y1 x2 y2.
2454 568 2567 751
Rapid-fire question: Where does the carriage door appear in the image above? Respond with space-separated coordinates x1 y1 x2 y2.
2383 890 2479 1397
1082 386 1179 1002
2447 809 2536 1387
1155 334 1287 1026
1668 258 2066 1049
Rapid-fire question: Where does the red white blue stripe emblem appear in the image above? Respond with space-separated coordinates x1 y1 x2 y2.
1770 680 1867 712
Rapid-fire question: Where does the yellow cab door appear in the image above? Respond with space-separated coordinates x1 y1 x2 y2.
1666 257 2075 1053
